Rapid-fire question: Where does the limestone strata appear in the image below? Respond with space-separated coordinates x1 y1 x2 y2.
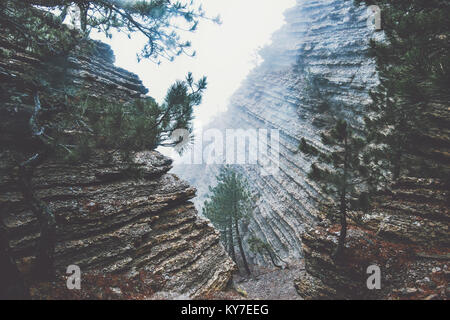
174 0 380 265
0 27 234 298
295 177 449 300
173 0 449 299
1 151 234 297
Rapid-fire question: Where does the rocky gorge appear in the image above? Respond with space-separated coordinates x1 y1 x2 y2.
0 0 448 301
174 0 382 268
173 0 449 299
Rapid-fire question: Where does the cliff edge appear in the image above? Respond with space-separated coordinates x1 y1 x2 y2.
0 28 234 299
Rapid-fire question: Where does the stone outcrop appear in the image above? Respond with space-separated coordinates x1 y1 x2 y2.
174 0 381 265
0 23 234 298
295 178 449 300
173 0 449 299
1 151 234 298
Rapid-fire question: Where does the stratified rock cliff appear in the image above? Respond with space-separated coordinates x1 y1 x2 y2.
295 177 449 300
174 0 449 299
0 30 234 298
174 0 380 265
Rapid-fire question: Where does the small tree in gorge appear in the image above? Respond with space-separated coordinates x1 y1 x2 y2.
203 166 252 275
299 120 372 260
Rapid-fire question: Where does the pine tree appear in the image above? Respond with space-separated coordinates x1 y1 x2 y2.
356 0 450 180
67 72 207 162
203 179 236 262
299 120 372 259
0 0 209 287
8 0 220 64
203 166 252 275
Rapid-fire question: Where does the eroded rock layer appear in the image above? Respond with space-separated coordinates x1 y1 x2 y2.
174 0 380 265
0 33 234 298
1 151 234 297
174 0 449 299
295 177 449 300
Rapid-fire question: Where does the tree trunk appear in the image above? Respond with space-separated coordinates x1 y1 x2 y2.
18 158 57 280
334 133 348 261
16 93 56 280
334 192 347 260
0 222 30 299
227 220 236 262
79 4 88 32
234 219 251 275
393 149 402 181
222 226 228 252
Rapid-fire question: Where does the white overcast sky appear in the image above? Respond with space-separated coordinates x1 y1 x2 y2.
91 0 296 128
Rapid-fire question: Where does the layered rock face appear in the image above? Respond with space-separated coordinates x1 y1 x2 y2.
1 151 234 297
0 32 234 298
174 0 380 265
296 177 449 300
174 0 449 299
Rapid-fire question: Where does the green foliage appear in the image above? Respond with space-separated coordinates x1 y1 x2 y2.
247 236 274 259
357 0 450 179
299 119 374 257
0 0 211 282
20 0 220 64
0 1 82 57
61 72 206 163
0 1 208 169
301 120 371 202
203 166 252 230
248 236 268 254
88 97 161 153
303 69 332 113
299 138 319 157
203 166 253 273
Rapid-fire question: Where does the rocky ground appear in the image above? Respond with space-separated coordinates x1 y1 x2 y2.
232 263 304 300
295 224 449 300
28 264 306 300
